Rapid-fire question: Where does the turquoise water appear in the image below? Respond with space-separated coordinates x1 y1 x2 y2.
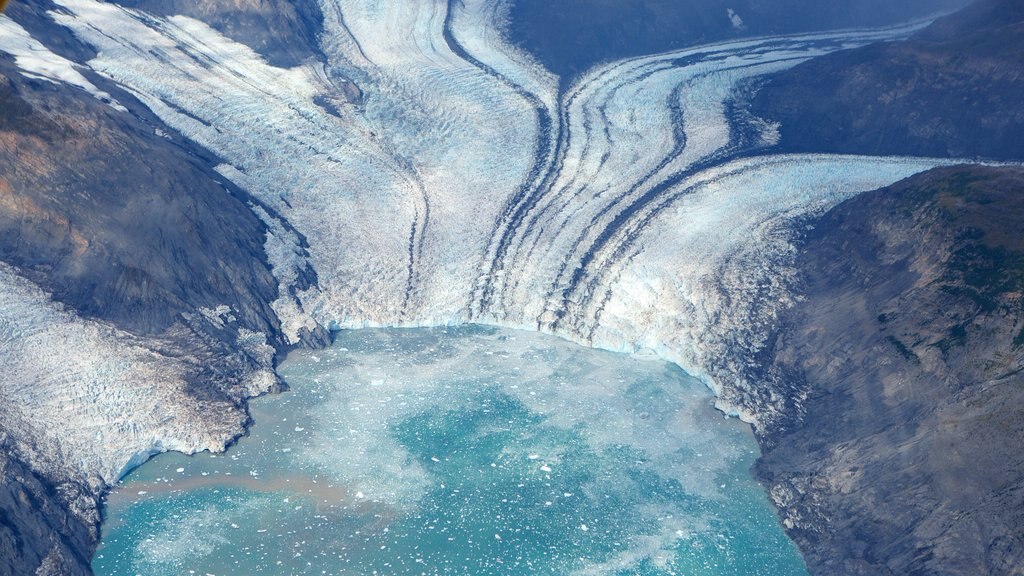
93 326 807 575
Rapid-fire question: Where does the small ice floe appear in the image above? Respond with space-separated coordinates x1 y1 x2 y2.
137 491 147 495
355 491 365 499
231 523 239 529
580 524 589 532
431 457 441 462
176 467 185 473
257 529 268 533
540 465 552 472
370 379 384 387
494 534 501 540
294 426 305 432
311 355 320 363
528 454 540 460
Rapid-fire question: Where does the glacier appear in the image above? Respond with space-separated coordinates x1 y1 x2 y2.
0 263 260 525
0 0 965 516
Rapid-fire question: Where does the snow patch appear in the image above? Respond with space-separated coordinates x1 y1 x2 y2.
0 14 127 111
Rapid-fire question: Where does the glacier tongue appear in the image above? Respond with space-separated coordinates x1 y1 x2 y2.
0 263 253 517
38 1 956 431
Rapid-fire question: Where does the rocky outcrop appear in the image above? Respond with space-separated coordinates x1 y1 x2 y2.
750 0 1024 161
755 165 1024 575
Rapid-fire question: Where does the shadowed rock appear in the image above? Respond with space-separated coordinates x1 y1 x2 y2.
508 0 969 82
750 0 1024 161
110 0 324 68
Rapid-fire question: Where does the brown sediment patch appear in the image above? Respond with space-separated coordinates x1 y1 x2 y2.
105 472 402 524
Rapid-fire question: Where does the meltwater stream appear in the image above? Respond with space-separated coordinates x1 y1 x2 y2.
93 326 807 575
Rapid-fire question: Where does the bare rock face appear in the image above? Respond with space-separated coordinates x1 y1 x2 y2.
0 61 283 340
508 0 969 80
750 0 1024 161
755 165 1024 575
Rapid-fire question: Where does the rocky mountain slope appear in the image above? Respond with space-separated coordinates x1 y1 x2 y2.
508 0 969 81
750 0 1024 160
743 3 1024 571
756 165 1024 575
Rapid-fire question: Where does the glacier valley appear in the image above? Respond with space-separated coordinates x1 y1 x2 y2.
0 1 972 571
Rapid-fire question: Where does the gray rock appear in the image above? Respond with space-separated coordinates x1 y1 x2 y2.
754 165 1024 575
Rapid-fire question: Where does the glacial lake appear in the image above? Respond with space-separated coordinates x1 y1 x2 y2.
93 325 807 575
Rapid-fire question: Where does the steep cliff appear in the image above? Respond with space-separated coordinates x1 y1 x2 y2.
756 165 1024 575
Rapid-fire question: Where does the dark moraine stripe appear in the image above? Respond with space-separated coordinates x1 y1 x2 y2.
438 1 560 317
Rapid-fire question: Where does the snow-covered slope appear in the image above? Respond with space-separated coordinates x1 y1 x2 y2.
25 0 959 432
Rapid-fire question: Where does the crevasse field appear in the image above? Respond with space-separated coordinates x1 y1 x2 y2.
94 326 808 575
